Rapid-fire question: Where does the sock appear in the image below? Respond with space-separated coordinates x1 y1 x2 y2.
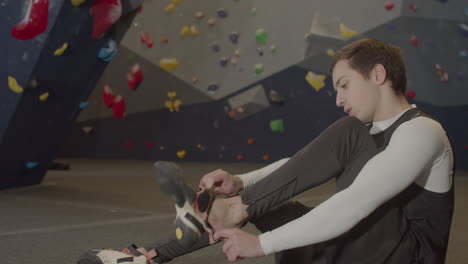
11 0 49 40
90 0 122 40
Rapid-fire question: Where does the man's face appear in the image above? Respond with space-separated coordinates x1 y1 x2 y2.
332 60 380 122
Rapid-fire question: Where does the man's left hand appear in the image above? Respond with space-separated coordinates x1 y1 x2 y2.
213 228 265 262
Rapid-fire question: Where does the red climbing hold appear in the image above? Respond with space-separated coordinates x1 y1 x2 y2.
405 90 416 100
11 0 49 40
385 2 394 11
112 95 126 120
127 64 143 90
90 0 122 40
102 84 116 108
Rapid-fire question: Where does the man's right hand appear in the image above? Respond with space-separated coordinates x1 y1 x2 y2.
199 169 244 196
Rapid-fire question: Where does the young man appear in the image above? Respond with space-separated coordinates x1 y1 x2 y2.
78 38 454 264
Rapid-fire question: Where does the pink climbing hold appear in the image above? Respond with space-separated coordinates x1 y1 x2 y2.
405 90 416 100
11 0 49 40
90 0 122 40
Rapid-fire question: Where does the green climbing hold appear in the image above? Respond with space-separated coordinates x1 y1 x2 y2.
256 28 268 44
251 8 257 16
270 119 284 133
254 64 264 75
270 45 277 54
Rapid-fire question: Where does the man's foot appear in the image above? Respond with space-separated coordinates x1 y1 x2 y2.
77 244 161 264
154 161 215 248
208 196 249 232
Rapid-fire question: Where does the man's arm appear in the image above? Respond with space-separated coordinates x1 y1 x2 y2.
259 117 447 254
236 158 290 189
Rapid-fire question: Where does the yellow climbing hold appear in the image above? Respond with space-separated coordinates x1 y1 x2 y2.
8 76 24 93
167 91 177 100
190 25 199 36
340 23 358 38
165 3 176 13
39 92 50 102
173 99 182 112
160 58 179 72
176 150 187 159
70 0 86 7
305 71 326 92
181 26 189 37
326 49 335 57
165 100 175 111
176 227 183 239
54 42 68 56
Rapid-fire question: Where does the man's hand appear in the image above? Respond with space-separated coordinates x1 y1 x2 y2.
199 169 243 195
213 228 265 262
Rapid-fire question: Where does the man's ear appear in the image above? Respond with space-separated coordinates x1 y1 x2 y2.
373 64 387 85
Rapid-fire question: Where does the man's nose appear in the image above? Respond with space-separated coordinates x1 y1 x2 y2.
336 90 344 107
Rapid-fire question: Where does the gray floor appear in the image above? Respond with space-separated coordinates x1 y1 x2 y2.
0 159 467 264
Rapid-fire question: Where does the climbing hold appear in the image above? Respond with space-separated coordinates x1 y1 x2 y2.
8 76 24 94
192 77 199 84
140 32 149 43
305 71 326 92
340 23 358 38
79 101 89 109
385 2 394 11
145 141 154 148
459 23 468 38
270 45 277 54
212 43 220 53
71 0 86 7
255 28 268 44
234 49 241 57
167 91 177 100
160 37 169 44
81 126 94 135
98 39 117 62
269 90 285 104
90 0 122 40
190 25 199 36
39 92 49 102
207 18 216 26
26 161 39 169
229 32 239 44
54 42 68 56
177 150 187 159
326 49 335 57
435 64 448 82
220 57 229 67
172 0 181 5
257 47 264 56
207 83 219 95
127 64 143 90
102 84 116 108
409 4 417 11
165 3 176 13
160 58 179 72
270 119 285 133
405 90 416 100
11 0 49 40
254 64 264 75
217 8 228 18
145 37 154 48
165 100 175 112
231 58 238 65
181 26 189 37
247 138 254 144
459 50 467 58
137 5 143 13
251 8 257 16
195 11 204 19
410 35 419 46
173 99 182 112
236 154 245 161
160 146 165 150
112 95 126 120
124 141 132 149
262 154 270 161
